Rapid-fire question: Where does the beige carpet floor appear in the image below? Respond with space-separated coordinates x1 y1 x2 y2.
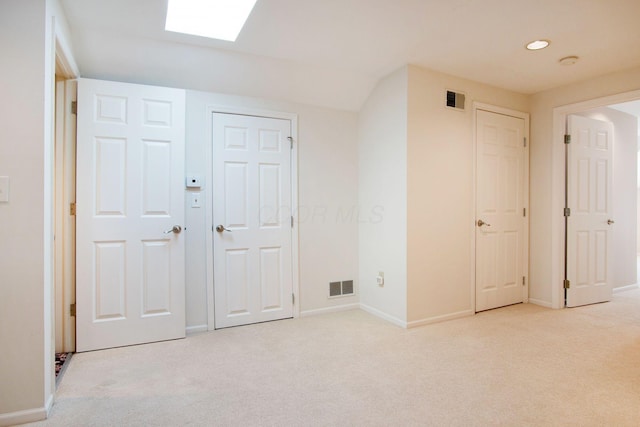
28 289 640 426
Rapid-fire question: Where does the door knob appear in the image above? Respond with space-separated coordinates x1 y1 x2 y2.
477 219 491 227
216 225 232 233
164 225 182 234
607 219 615 225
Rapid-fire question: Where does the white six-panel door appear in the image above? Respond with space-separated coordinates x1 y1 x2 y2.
76 79 186 352
213 113 294 328
476 110 526 312
566 115 614 307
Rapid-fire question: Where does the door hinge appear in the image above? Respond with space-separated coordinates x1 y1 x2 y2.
291 216 294 228
71 101 77 115
288 136 293 149
563 279 571 289
292 293 295 304
522 276 526 286
70 303 76 317
564 207 571 217
564 134 571 144
523 207 526 217
523 137 527 148
70 202 76 216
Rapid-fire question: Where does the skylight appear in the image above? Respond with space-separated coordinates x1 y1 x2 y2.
165 0 257 42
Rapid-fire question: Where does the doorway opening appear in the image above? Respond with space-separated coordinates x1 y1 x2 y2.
553 92 640 308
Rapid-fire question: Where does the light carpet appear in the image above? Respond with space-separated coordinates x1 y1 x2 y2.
27 289 640 426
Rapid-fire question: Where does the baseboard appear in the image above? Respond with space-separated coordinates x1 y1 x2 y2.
45 393 54 417
300 303 360 317
185 324 209 335
613 284 639 294
0 398 52 427
528 298 553 308
406 309 474 329
359 303 407 328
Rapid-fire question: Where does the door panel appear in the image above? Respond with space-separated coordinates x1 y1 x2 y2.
76 78 186 352
213 113 293 328
476 110 526 312
566 115 614 307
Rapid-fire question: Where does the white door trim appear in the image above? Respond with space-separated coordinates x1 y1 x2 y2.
54 79 77 353
550 89 640 309
205 106 299 331
472 103 530 313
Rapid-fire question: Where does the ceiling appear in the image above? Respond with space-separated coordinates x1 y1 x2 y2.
60 0 640 111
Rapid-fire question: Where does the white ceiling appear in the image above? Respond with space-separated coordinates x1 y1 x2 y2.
60 0 640 111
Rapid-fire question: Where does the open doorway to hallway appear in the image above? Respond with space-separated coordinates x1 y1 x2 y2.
607 100 640 291
558 96 640 308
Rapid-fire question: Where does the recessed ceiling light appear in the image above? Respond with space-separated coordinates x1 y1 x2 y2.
165 0 257 42
526 40 550 50
559 56 579 66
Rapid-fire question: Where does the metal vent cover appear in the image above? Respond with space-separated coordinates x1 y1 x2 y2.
342 280 354 295
446 90 465 111
329 281 342 297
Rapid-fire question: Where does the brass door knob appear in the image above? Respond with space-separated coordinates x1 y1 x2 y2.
216 225 232 233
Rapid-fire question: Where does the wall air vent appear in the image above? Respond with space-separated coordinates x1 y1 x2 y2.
446 90 466 111
329 280 355 298
342 280 354 295
329 282 341 297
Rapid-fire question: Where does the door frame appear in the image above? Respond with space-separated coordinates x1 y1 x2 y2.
550 89 640 308
472 103 530 313
54 78 77 353
205 106 300 331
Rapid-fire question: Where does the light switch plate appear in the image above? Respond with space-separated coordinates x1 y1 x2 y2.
0 176 9 202
191 192 201 208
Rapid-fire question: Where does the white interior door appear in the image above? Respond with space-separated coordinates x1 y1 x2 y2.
476 109 526 312
213 113 293 329
76 78 186 352
566 115 614 307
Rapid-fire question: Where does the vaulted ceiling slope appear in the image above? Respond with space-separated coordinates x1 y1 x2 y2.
60 0 640 111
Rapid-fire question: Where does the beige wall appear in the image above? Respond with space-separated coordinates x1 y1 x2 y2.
358 67 408 325
186 90 360 329
529 66 640 306
406 65 529 324
356 64 530 326
0 0 57 423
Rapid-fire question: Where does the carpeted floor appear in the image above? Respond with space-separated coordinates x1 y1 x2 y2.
28 289 640 426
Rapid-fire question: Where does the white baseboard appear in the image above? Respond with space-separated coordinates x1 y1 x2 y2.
0 397 52 427
300 303 360 318
186 324 209 335
406 309 474 329
528 298 553 308
359 303 407 328
613 284 640 294
45 393 54 417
